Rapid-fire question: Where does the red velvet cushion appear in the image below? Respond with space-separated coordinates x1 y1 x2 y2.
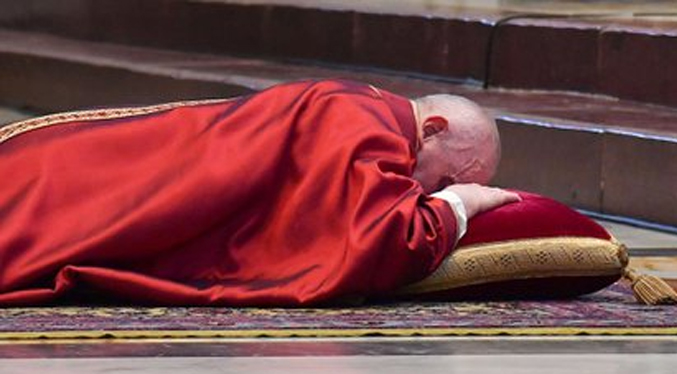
460 191 611 246
396 191 627 301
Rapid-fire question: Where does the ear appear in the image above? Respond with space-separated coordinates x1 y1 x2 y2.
422 116 449 138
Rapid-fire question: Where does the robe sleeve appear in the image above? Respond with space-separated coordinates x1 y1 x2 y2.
288 81 460 299
340 146 460 295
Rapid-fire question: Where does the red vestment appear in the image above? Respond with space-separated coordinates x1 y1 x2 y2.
0 80 457 306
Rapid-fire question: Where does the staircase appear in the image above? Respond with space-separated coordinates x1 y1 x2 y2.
1 0 676 229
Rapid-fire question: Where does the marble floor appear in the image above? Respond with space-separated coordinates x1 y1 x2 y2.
596 219 677 282
0 107 30 126
2 337 677 374
4 352 677 374
599 220 677 250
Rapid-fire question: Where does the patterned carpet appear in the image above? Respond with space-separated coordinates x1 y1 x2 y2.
1 284 676 340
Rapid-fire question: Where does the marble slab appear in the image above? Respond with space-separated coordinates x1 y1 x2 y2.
2 353 677 374
0 107 29 126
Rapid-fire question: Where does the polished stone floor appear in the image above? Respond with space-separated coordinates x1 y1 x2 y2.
599 220 677 250
2 337 677 373
4 353 677 374
596 219 677 281
0 107 29 126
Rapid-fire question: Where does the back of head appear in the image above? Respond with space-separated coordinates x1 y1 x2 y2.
412 94 500 192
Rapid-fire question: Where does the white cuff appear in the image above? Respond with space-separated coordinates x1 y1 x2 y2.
431 190 468 241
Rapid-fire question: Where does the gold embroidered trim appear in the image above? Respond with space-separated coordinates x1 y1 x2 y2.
0 98 233 144
398 237 627 295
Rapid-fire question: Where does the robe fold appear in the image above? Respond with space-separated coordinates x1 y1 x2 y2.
0 79 457 306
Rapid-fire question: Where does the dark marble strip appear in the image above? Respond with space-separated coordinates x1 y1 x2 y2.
2 338 677 359
580 210 677 235
628 249 677 257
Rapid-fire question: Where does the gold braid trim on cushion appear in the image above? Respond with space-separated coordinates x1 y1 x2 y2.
398 237 628 295
0 98 233 144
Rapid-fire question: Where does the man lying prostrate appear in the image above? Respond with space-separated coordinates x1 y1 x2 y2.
0 79 519 306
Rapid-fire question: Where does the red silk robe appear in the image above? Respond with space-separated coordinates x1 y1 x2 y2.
0 80 457 306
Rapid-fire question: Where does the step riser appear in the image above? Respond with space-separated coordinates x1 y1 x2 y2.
2 1 677 106
493 121 603 212
495 120 677 225
0 0 491 83
603 134 677 225
489 19 677 107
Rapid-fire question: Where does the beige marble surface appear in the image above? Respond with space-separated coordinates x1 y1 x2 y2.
199 0 677 16
629 257 677 278
596 219 677 279
597 220 677 249
3 353 677 374
0 107 30 126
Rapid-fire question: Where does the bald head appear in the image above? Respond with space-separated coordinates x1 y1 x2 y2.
411 94 500 193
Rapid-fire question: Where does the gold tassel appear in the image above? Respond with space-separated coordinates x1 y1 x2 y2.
623 268 677 305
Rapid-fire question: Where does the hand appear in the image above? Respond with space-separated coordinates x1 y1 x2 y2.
443 183 521 219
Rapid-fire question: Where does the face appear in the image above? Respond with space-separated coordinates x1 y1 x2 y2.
412 129 496 194
411 95 499 193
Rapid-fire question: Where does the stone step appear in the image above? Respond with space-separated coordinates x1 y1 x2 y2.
0 29 675 229
0 107 29 126
1 0 677 107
